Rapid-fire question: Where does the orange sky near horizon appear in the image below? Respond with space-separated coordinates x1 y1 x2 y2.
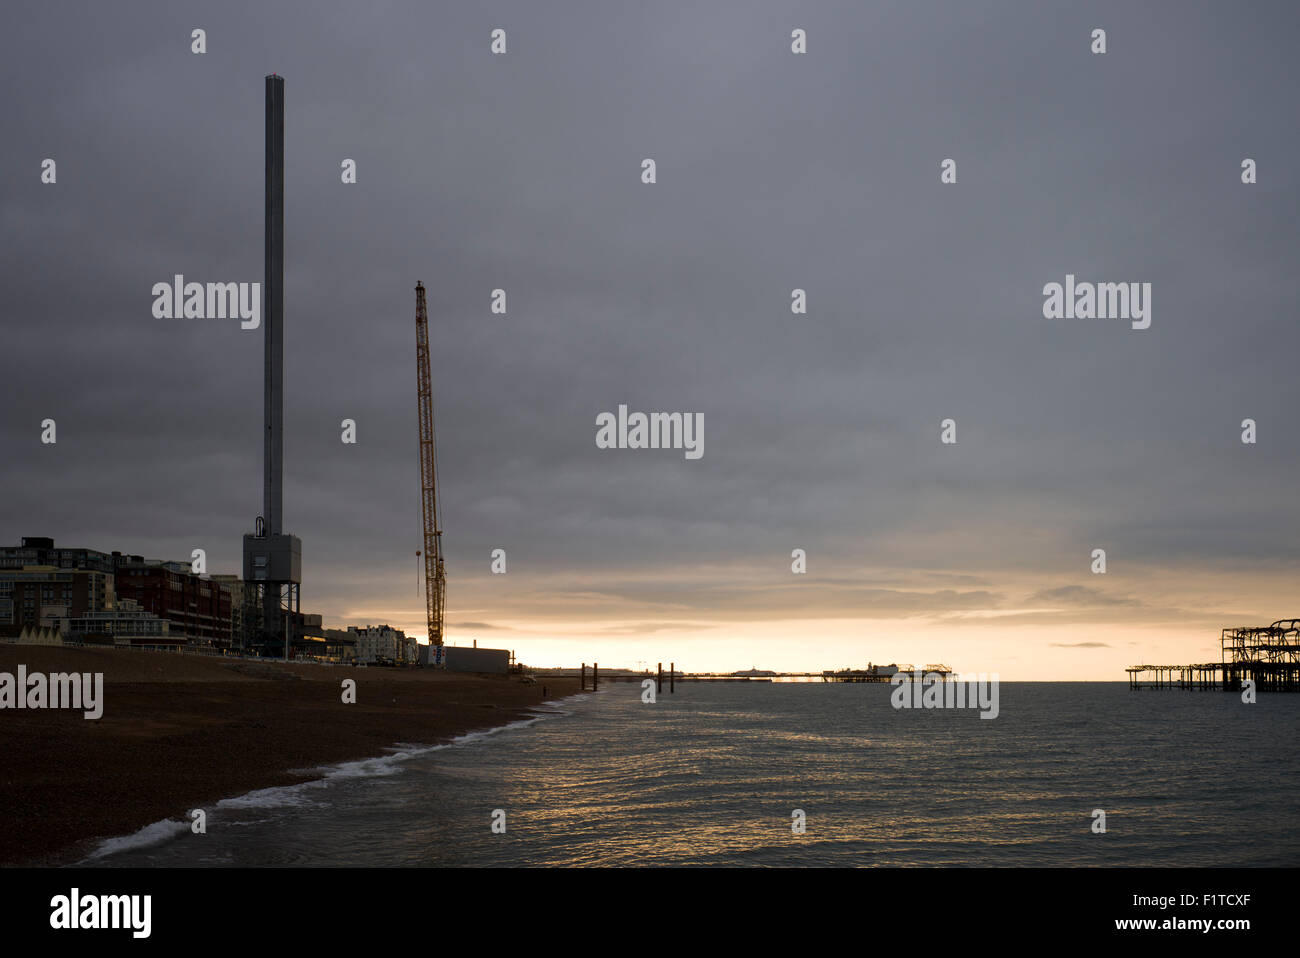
315 559 1300 680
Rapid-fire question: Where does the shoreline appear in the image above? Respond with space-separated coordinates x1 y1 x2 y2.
0 645 579 866
80 691 590 864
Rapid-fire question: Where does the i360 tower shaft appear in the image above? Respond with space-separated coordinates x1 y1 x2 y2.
264 74 284 539
243 74 301 655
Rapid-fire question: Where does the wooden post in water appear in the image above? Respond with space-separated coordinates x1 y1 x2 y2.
657 662 663 694
670 662 675 693
580 663 586 691
593 662 599 691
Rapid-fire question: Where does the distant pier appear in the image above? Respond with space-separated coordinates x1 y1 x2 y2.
556 664 954 684
821 664 951 683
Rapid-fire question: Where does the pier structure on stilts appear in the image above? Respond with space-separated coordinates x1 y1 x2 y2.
1127 618 1300 691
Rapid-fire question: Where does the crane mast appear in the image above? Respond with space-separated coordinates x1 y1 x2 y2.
415 282 446 653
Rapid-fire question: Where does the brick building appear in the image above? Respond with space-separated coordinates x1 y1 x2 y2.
113 562 232 648
0 566 114 633
2 538 232 648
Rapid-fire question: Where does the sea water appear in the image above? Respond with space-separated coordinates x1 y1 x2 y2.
83 682 1300 867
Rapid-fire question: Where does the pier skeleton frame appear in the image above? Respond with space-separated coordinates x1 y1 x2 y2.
1127 618 1300 691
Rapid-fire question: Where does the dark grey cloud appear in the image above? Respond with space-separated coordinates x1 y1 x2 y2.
3 1 1298 662
1026 586 1143 608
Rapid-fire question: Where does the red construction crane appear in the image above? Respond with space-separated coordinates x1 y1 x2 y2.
414 282 446 657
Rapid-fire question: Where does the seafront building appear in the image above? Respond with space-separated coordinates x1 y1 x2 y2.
0 565 114 629
347 624 410 665
211 573 257 648
0 537 232 649
0 565 181 649
113 559 231 646
1 539 442 665
60 598 180 647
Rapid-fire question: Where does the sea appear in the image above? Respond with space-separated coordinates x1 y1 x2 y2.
82 681 1300 867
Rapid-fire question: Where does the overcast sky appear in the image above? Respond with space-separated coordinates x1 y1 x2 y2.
3 1 1298 677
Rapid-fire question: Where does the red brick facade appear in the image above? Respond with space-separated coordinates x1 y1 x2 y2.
113 566 232 647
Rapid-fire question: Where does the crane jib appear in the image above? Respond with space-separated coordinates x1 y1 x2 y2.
414 283 446 651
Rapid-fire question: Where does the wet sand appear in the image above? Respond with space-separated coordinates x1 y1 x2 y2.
0 645 576 866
